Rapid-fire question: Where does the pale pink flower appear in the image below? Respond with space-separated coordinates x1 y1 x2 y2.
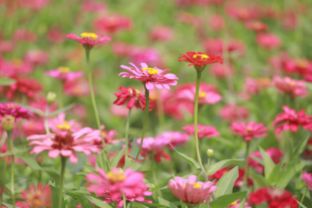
168 175 216 204
231 121 267 142
219 104 249 122
94 15 132 34
149 26 174 42
301 172 312 190
273 76 307 97
158 131 190 148
256 33 281 49
86 168 151 207
47 66 82 82
183 124 219 139
27 127 101 163
119 63 178 90
66 32 111 49
48 113 81 135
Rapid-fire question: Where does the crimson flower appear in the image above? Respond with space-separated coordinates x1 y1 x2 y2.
231 121 267 142
178 51 223 68
66 32 111 49
113 86 145 110
0 103 30 119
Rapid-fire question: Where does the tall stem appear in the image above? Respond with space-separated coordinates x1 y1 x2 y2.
124 110 131 167
8 132 15 207
136 85 150 159
244 142 250 188
58 157 67 208
85 49 101 129
194 70 206 174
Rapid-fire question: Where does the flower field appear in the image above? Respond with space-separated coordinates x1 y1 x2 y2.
1 0 312 207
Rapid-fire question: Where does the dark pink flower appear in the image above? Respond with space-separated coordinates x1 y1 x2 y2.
119 63 178 90
301 172 312 190
66 32 111 49
0 103 30 119
113 86 145 110
231 121 267 141
248 148 283 173
86 168 151 207
256 33 281 49
273 76 307 97
183 124 219 139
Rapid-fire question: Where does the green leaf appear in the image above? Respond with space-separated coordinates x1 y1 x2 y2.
87 196 112 208
207 159 244 175
210 192 247 208
0 77 15 86
215 166 239 198
171 147 200 169
22 155 42 170
259 148 275 179
249 170 269 188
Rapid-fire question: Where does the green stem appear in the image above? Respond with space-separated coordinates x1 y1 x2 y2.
136 85 150 159
194 70 206 174
244 142 250 188
85 48 101 129
58 157 67 208
123 194 127 208
8 132 15 208
124 110 131 167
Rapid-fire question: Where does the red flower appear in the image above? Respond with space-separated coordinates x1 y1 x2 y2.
66 32 111 49
5 77 42 100
178 51 223 68
113 87 145 110
248 148 283 173
273 106 311 134
209 168 253 188
231 121 267 142
0 103 30 119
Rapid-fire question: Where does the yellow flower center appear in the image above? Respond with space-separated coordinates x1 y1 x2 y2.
199 91 206 98
58 66 70 73
80 32 98 40
193 182 202 189
107 170 126 183
27 193 44 208
57 121 71 131
230 200 239 206
142 67 159 75
193 53 209 60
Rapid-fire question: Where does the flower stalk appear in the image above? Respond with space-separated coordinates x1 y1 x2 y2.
58 157 67 208
124 110 131 167
8 131 15 207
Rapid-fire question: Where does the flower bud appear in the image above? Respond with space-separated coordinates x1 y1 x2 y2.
46 92 56 104
1 115 15 131
207 148 214 158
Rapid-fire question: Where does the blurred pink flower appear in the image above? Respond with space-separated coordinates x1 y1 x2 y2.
231 121 267 142
48 113 81 135
219 104 249 122
119 63 178 90
210 63 233 78
168 175 216 204
301 172 312 190
256 33 281 49
149 26 173 42
0 103 30 119
47 66 82 82
16 184 51 208
158 131 190 148
66 32 111 49
183 124 219 139
5 77 42 100
94 15 132 34
27 127 101 163
273 76 307 97
86 168 151 207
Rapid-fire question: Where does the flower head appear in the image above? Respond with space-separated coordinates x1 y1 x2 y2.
183 124 219 139
27 127 101 163
0 103 30 119
231 121 267 142
301 172 312 190
273 76 307 97
178 51 223 68
66 32 111 49
119 63 178 90
168 175 216 204
113 86 145 110
248 148 283 173
86 168 151 207
16 184 51 208
47 66 82 82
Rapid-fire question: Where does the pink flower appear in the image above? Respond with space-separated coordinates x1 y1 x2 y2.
47 66 82 82
158 131 190 148
256 33 281 49
94 15 132 34
27 127 101 163
48 113 81 135
273 76 307 97
138 136 171 162
301 172 312 190
66 32 111 49
219 104 249 122
119 63 178 90
86 168 151 207
113 86 145 110
248 148 283 173
273 106 311 134
16 184 51 208
231 121 267 141
149 26 174 42
183 124 219 139
5 77 42 100
0 103 30 119
168 175 216 204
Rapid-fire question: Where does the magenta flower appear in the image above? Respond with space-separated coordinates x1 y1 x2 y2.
183 124 219 139
0 103 30 119
301 172 312 190
47 66 82 82
119 63 178 90
86 168 151 207
168 175 216 204
113 86 145 110
231 121 267 142
27 127 101 163
66 32 111 49
273 106 311 134
273 76 307 97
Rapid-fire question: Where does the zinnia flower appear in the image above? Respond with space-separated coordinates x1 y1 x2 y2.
231 121 267 141
66 32 111 49
0 103 30 131
183 124 219 139
178 51 223 68
248 148 283 173
273 76 307 97
301 172 312 190
168 175 216 204
86 168 151 207
15 184 51 208
113 86 145 110
119 63 178 90
47 66 82 82
27 127 101 163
